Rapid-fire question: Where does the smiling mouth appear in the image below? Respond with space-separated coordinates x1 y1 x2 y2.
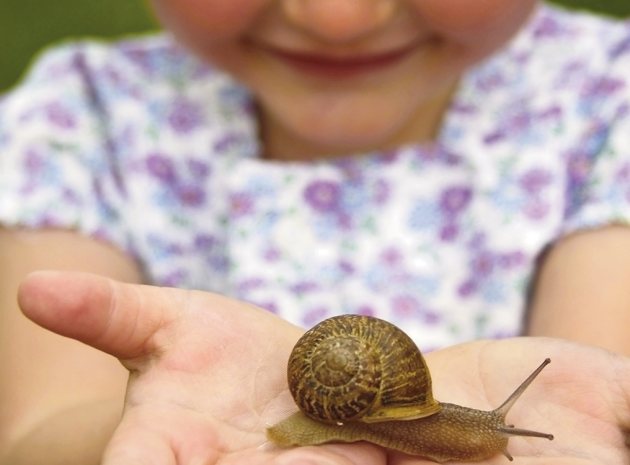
254 39 427 79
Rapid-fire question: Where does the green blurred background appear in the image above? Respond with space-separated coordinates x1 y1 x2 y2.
1 0 629 92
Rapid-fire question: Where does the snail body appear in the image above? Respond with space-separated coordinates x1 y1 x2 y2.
267 315 553 463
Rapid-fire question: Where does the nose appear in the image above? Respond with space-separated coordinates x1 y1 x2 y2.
282 0 396 43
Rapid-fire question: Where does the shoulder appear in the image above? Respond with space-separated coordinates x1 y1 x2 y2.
457 5 630 135
469 5 630 88
526 5 630 53
9 34 213 91
0 34 257 249
0 33 257 159
1 34 252 123
513 5 630 94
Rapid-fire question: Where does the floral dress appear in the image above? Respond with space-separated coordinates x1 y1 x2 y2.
1 5 630 349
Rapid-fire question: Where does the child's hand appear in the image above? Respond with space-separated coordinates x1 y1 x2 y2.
18 272 630 465
17 271 383 465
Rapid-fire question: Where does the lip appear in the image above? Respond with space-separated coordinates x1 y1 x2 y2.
254 39 425 79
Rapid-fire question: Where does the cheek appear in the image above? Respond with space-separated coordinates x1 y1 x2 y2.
410 0 537 45
150 0 268 39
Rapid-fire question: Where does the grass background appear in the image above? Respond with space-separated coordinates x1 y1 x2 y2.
1 0 629 92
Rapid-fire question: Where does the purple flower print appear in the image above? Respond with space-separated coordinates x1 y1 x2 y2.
237 277 265 293
616 163 630 183
459 244 526 300
609 35 630 60
338 260 355 276
519 168 552 194
434 186 472 241
439 186 472 216
120 47 155 74
483 129 506 145
439 222 460 242
229 192 255 217
567 151 591 183
177 184 206 207
62 187 81 206
45 102 76 129
497 251 526 269
162 269 189 287
565 149 592 216
146 153 177 184
303 307 329 327
391 295 421 319
24 149 46 172
356 306 376 317
214 132 246 153
168 98 203 133
533 15 569 39
264 246 282 262
472 251 495 276
146 154 206 207
194 234 216 250
102 65 141 98
187 159 211 180
304 180 342 213
581 77 625 100
519 169 552 221
148 235 185 258
484 107 534 145
391 295 440 325
380 247 403 267
372 179 391 205
524 201 550 221
291 281 320 296
209 254 230 274
458 279 478 298
258 301 279 314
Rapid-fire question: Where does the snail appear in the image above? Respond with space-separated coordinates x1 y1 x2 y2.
267 315 554 463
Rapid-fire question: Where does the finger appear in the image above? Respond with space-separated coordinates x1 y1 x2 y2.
18 270 183 360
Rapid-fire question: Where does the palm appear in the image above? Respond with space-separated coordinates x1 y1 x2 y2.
19 273 630 465
98 287 385 465
424 340 629 465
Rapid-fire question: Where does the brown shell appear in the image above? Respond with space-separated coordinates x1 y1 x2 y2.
287 315 441 424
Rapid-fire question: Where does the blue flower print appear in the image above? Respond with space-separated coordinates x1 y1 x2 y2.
408 199 439 231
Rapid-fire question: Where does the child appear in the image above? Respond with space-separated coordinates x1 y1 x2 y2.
1 1 630 464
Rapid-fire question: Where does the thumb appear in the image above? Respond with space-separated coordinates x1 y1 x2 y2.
18 270 183 361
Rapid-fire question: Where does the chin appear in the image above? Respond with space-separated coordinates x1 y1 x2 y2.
300 124 410 157
261 96 423 159
287 98 431 157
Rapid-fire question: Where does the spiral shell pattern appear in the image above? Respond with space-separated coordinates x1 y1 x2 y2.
288 314 440 424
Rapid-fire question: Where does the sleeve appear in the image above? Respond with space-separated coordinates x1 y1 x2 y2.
561 21 630 234
0 42 131 250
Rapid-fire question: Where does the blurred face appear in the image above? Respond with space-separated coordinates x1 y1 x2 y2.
150 0 538 159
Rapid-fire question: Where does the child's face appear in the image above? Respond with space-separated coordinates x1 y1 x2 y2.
150 0 537 159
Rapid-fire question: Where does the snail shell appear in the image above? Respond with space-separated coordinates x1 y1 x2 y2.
287 314 441 424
